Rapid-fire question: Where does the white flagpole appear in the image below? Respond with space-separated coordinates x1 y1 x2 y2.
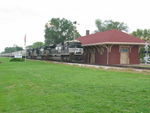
24 34 26 62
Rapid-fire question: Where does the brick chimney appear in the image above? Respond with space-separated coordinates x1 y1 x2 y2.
86 30 90 35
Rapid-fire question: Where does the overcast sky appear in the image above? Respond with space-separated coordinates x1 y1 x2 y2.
0 0 150 52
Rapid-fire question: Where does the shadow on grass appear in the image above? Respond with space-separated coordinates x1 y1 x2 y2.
9 58 25 62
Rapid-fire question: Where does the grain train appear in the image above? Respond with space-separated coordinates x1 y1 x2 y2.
1 40 84 62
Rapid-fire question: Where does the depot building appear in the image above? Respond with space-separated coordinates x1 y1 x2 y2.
77 29 145 65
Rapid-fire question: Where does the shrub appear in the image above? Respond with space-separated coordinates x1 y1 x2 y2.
10 58 25 62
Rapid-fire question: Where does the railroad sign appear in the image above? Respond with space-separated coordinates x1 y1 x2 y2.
14 54 22 58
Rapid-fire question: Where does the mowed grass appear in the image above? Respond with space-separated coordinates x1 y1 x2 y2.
0 58 150 113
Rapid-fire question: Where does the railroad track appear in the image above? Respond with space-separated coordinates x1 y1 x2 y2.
51 61 150 71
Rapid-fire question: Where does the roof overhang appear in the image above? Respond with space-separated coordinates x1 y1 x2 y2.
82 42 146 47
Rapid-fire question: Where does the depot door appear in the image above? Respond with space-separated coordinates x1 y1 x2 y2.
120 47 129 64
90 53 95 64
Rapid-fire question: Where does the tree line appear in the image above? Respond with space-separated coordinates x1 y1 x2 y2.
2 18 150 53
44 18 150 45
1 45 23 53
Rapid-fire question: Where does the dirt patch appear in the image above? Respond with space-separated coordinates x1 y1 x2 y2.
6 84 16 89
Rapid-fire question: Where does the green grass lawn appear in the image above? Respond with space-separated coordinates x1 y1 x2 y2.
0 57 150 113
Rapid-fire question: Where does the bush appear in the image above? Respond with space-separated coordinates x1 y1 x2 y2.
10 58 25 62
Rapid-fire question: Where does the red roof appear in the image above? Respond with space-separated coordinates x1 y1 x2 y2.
77 30 145 46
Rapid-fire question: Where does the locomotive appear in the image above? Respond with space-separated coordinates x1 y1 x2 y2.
26 40 84 62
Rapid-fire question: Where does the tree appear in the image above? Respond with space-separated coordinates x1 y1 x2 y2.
26 45 32 49
3 45 23 53
15 46 23 51
95 19 128 32
132 29 150 60
44 18 81 45
32 42 44 48
131 29 150 42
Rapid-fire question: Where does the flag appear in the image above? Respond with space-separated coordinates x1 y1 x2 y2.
24 34 26 46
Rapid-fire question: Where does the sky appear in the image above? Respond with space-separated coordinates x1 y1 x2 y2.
0 0 150 52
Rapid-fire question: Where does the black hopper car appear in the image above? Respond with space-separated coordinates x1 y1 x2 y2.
26 40 84 62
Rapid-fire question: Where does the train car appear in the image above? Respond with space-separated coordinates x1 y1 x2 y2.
49 40 84 62
0 50 26 58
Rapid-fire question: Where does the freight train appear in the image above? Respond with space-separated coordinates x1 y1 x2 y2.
27 40 84 62
1 40 84 62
